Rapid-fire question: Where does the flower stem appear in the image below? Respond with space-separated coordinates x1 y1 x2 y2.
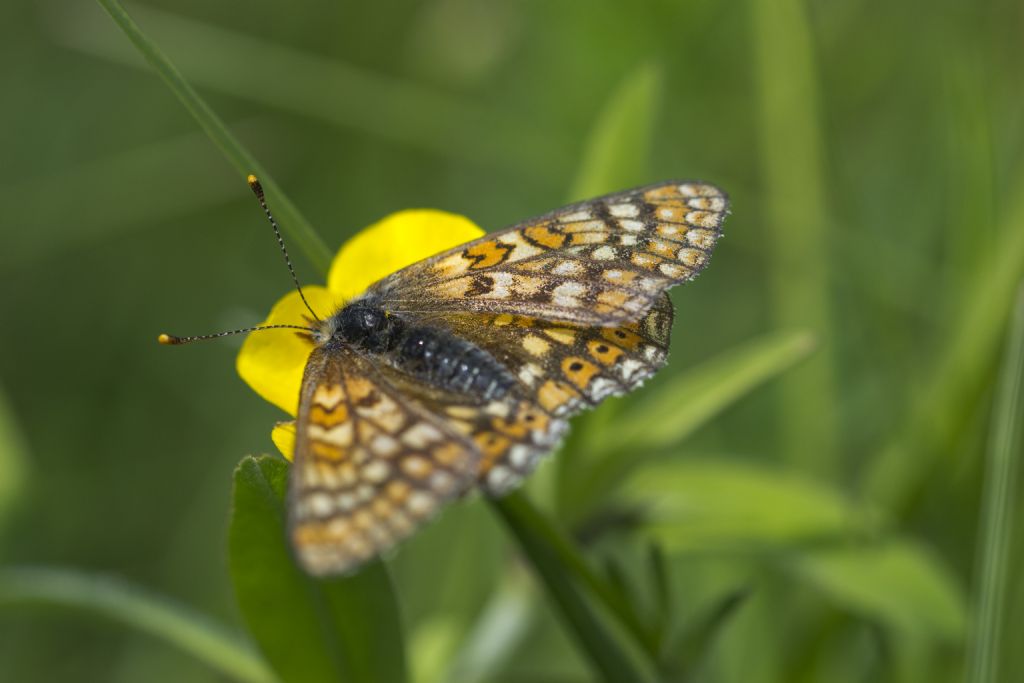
95 0 332 275
490 492 657 679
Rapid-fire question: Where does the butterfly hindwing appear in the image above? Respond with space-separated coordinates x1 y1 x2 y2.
371 181 726 326
418 293 674 494
289 345 479 576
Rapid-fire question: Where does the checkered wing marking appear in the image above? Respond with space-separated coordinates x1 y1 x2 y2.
420 293 674 494
370 181 726 326
290 345 479 576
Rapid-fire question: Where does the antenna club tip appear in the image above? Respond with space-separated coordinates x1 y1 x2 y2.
247 174 264 197
157 333 180 345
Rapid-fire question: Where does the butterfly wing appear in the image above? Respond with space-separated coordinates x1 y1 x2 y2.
369 181 726 326
289 344 480 576
428 293 674 494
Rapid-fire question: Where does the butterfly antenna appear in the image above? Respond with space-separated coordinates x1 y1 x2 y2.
158 324 312 346
247 174 322 323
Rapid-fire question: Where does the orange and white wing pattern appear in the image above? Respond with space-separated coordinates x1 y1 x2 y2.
370 181 727 325
433 294 674 494
289 345 479 576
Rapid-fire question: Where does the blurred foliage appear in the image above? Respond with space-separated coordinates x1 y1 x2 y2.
1 0 1022 682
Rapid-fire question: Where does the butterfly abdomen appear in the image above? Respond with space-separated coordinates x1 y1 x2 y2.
333 298 516 402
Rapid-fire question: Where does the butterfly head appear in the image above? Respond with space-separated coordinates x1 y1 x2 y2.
325 297 404 353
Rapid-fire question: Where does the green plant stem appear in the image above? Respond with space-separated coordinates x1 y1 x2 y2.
0 567 275 683
965 283 1024 683
866 168 1024 509
490 492 655 680
95 0 332 275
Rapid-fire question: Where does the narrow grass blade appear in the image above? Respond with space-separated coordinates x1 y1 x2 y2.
866 169 1024 509
663 586 750 680
438 574 534 683
229 455 408 683
0 566 275 683
964 282 1024 683
94 0 332 274
750 0 839 474
0 384 28 532
63 3 567 180
490 493 653 683
568 63 661 201
563 330 815 517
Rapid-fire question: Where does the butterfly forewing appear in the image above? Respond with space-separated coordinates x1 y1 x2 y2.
370 181 727 326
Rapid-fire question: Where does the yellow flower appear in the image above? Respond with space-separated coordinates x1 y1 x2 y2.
236 209 485 460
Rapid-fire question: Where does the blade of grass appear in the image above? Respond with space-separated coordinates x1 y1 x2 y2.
438 573 534 683
750 0 839 475
563 330 815 519
0 566 275 683
60 3 568 180
964 282 1024 683
0 384 28 532
865 168 1024 509
490 492 653 683
95 0 332 274
568 63 661 201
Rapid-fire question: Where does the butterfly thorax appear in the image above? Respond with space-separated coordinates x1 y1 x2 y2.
325 297 517 402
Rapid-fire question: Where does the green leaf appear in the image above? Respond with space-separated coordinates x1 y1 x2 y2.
94 0 332 274
568 63 661 201
563 331 815 517
229 455 408 683
0 383 28 532
622 459 876 552
965 283 1024 683
0 566 274 683
789 539 966 642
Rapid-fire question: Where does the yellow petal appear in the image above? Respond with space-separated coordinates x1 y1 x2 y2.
236 286 336 416
327 209 485 301
271 421 296 461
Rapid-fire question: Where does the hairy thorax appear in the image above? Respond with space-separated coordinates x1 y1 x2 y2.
321 297 516 402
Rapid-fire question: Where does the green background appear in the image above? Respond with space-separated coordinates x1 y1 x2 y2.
1 0 1022 681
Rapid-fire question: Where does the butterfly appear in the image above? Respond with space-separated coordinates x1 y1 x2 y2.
164 179 727 576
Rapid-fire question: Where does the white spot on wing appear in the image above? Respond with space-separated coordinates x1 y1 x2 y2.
552 281 586 308
403 423 443 448
609 203 639 217
552 260 582 276
309 492 333 516
562 210 592 222
362 460 390 483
